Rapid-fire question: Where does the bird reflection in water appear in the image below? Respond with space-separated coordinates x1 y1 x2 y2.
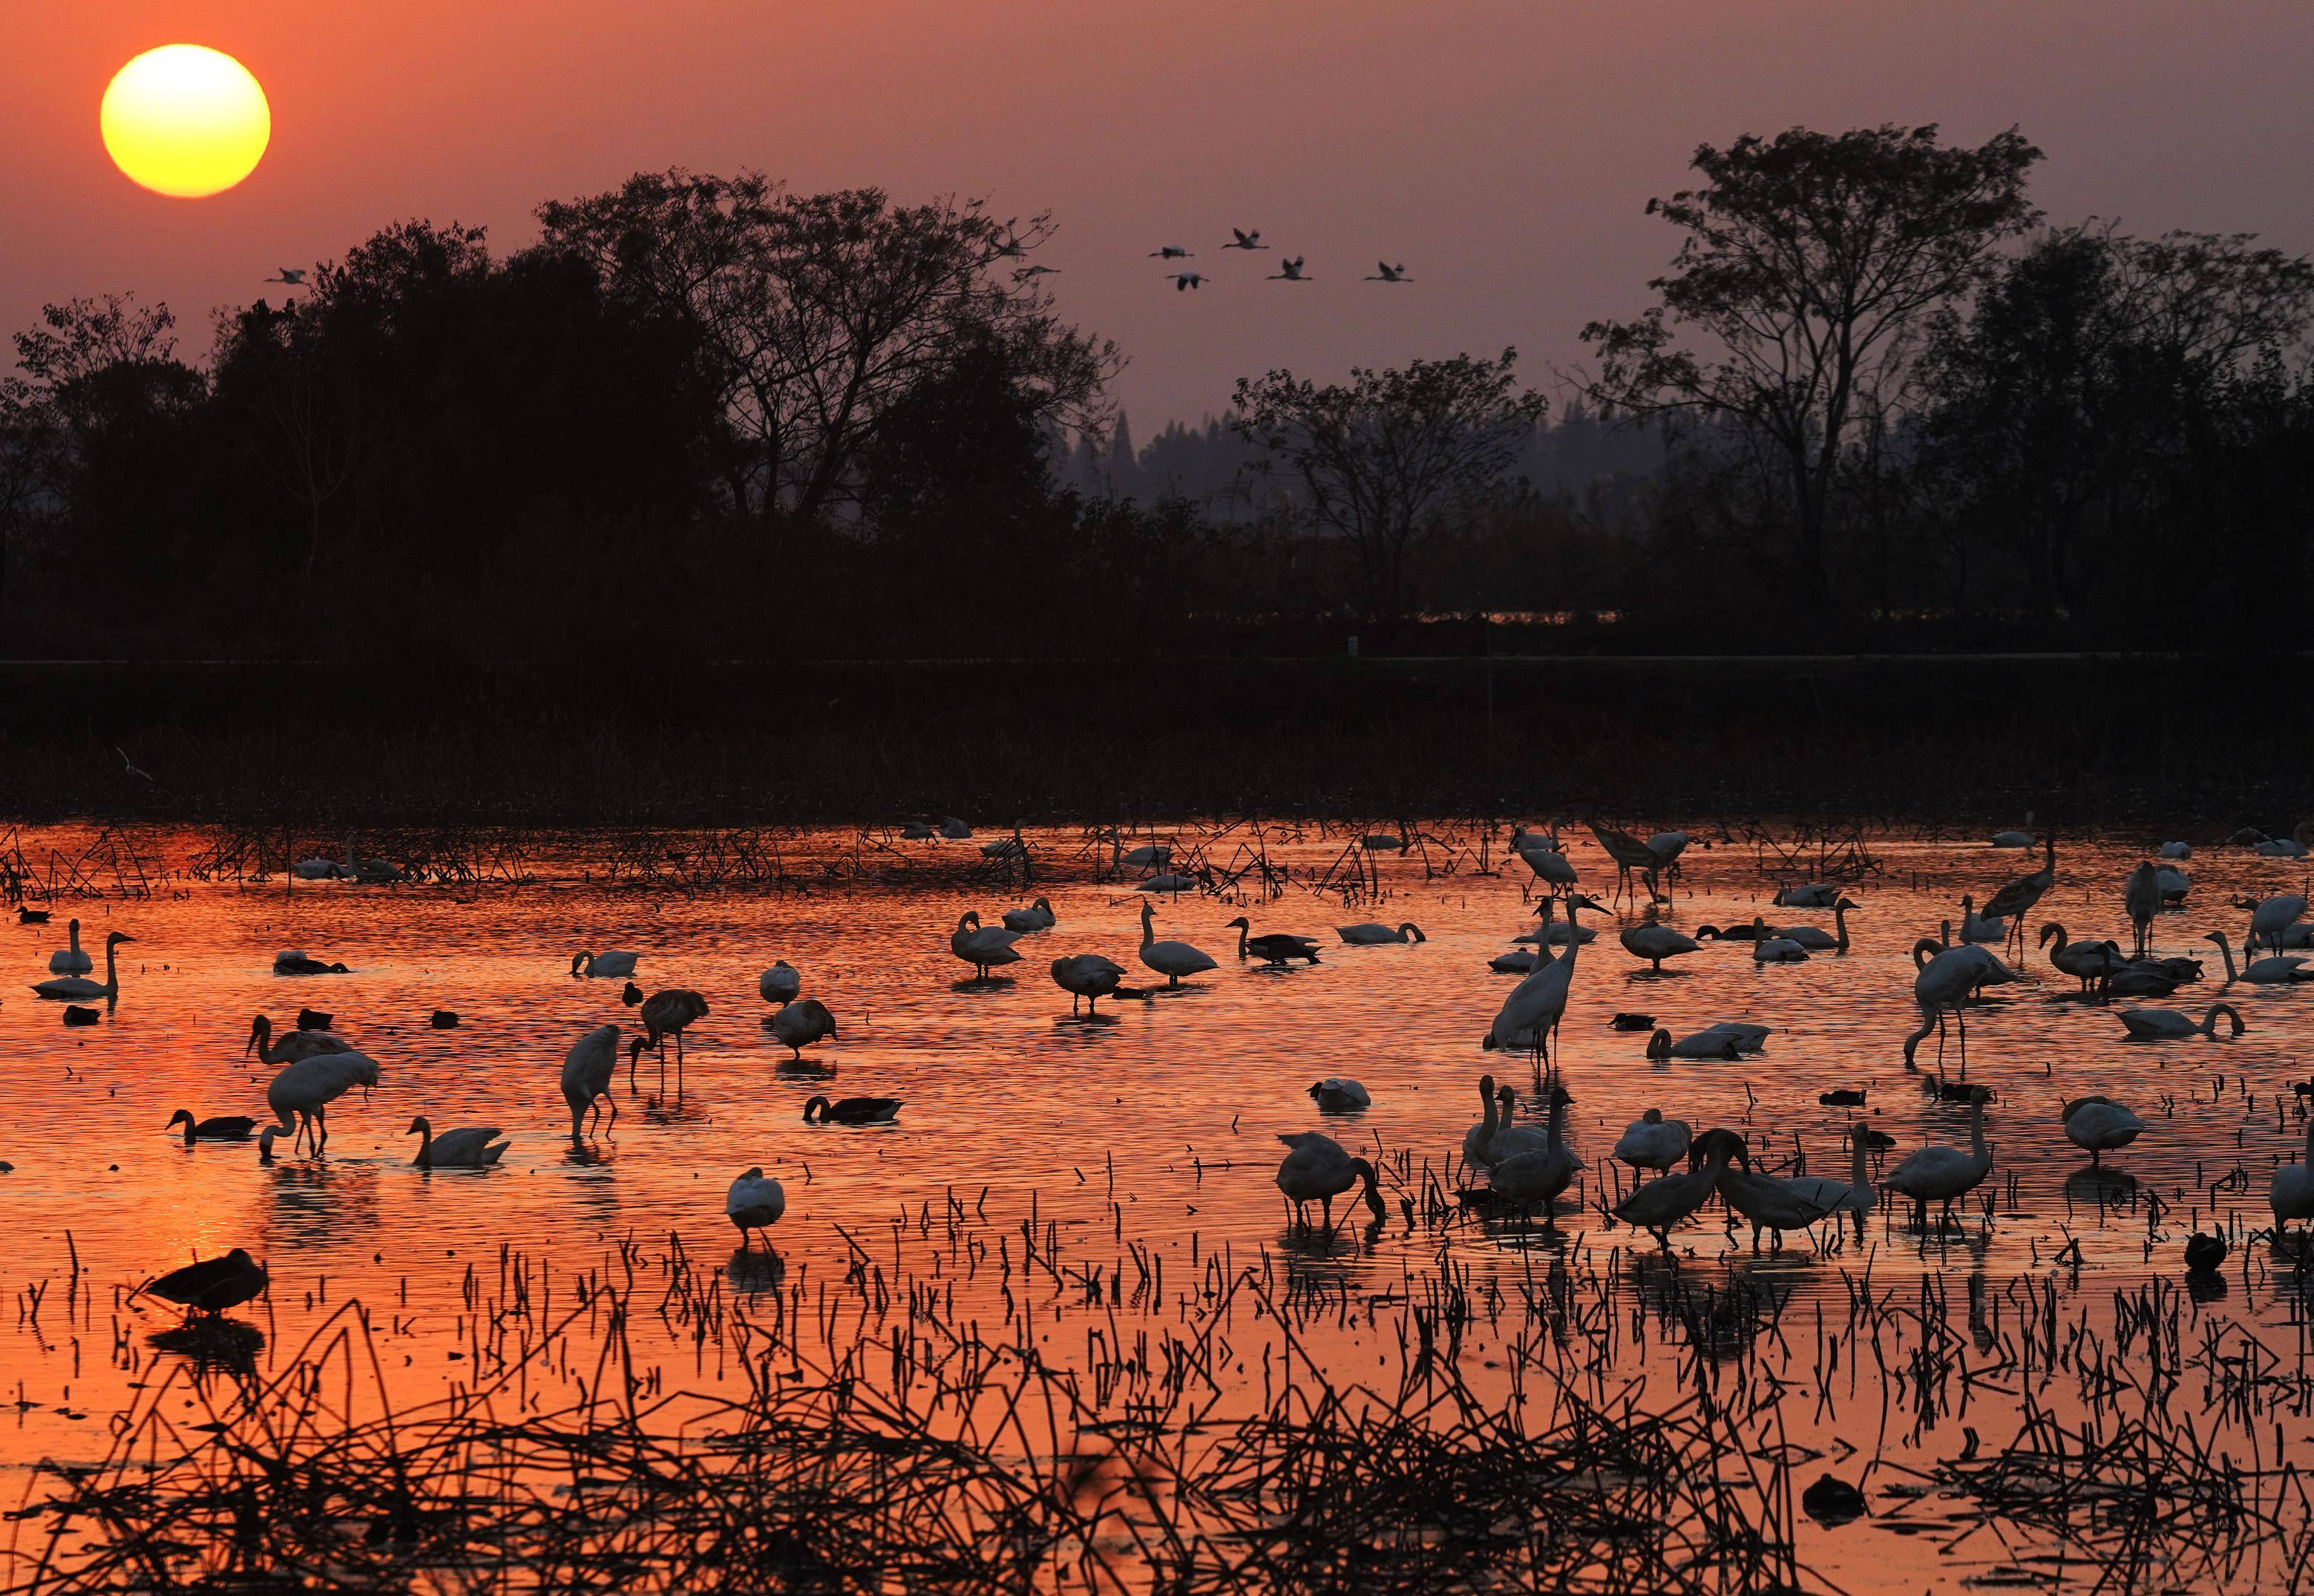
148 1316 266 1379
727 1246 786 1293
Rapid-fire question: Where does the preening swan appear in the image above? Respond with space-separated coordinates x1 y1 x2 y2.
142 1250 268 1317
1509 826 1579 892
2118 1002 2243 1041
1050 953 1128 1016
758 962 801 1007
727 1169 787 1249
32 932 132 1001
951 911 1023 978
1882 1086 1993 1227
407 1116 508 1169
272 950 348 976
1613 1109 1693 1172
1137 902 1217 987
1002 897 1057 933
47 919 91 975
2060 1095 2145 1166
1619 924 1700 971
1308 1077 1371 1111
1274 1132 1386 1230
2158 841 2191 859
562 1024 620 1140
768 997 837 1058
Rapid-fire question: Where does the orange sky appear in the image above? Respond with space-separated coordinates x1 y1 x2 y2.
7 1 2313 427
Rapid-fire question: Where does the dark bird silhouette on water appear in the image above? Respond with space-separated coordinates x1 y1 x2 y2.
142 1249 268 1316
803 1094 901 1126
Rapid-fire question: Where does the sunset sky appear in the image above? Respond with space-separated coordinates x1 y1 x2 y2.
8 1 2312 429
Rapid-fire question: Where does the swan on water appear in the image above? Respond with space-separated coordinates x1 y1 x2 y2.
1137 902 1217 987
1613 1133 1739 1248
1308 1078 1371 1111
803 1094 901 1125
1771 899 1858 951
768 997 837 1058
1771 882 1842 909
273 950 348 976
571 950 640 979
33 932 133 1002
1777 1125 1878 1240
47 919 91 975
757 962 802 1007
1958 895 2007 945
2204 930 2314 985
1274 1132 1386 1231
1487 1088 1579 1222
1613 1109 1693 1172
1002 897 1057 933
167 1109 255 1143
1619 924 1700 971
1716 1139 1838 1251
1645 1023 1766 1061
1751 919 1811 963
407 1116 508 1169
1882 1086 1993 1227
1337 922 1424 945
1461 1075 1501 1171
727 1169 787 1249
1225 917 1320 966
2118 1002 2244 1041
2060 1095 2146 1166
2158 841 2191 859
2232 894 2309 960
2271 1109 2314 1234
950 912 1022 979
248 1014 353 1065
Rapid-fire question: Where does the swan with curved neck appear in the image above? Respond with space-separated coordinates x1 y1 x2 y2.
31 932 133 1002
1882 1087 1993 1228
1274 1132 1387 1231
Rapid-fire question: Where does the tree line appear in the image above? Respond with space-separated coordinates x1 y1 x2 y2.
2 129 2308 664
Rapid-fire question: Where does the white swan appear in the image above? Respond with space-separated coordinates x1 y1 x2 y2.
1718 1157 1838 1251
1002 897 1056 933
1774 900 1857 951
1771 882 1842 909
2039 923 2125 993
408 1116 508 1169
47 919 91 975
1751 917 1811 963
727 1168 787 1249
767 997 837 1058
1882 1086 1993 1226
2060 1095 2145 1166
1461 1074 1501 1170
1645 1023 1766 1060
1308 1077 1371 1111
950 911 1022 978
2158 841 2191 859
758 962 801 1006
1613 1109 1692 1172
1050 953 1127 1017
247 1014 354 1064
1619 924 1700 971
2118 1002 2244 1041
1958 894 2007 945
1274 1132 1385 1229
2205 930 2314 985
571 950 640 979
1337 922 1424 945
1990 830 2034 848
32 932 132 1001
1137 902 1216 987
1488 1090 1579 1221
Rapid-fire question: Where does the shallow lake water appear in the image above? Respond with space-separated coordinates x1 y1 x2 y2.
1 818 2311 1589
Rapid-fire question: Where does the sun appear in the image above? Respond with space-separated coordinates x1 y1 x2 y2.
101 45 270 199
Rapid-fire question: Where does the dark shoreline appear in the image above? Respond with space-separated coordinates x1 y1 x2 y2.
1 654 2304 828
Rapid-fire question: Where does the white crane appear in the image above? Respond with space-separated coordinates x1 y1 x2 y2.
1485 895 1603 1061
1149 246 1193 259
265 1050 379 1154
2123 862 2163 957
1165 272 1207 292
1268 256 1311 281
1364 262 1411 283
1222 228 1270 251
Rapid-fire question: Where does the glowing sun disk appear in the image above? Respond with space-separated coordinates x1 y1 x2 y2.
101 45 270 199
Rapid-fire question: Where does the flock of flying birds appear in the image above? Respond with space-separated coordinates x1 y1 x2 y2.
13 815 2314 1321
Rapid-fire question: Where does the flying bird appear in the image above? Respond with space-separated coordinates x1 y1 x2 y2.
1013 264 1059 280
1365 262 1411 282
263 267 307 286
1150 246 1193 259
1268 257 1311 282
1223 228 1270 250
117 746 153 781
1166 272 1207 292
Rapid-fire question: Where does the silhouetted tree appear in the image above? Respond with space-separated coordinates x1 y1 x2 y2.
1583 124 2042 608
1230 349 1546 620
539 172 1118 536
